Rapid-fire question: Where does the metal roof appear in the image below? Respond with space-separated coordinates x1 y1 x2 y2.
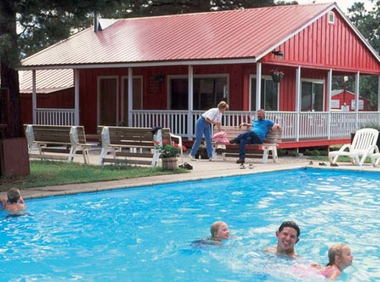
21 3 336 68
19 69 73 93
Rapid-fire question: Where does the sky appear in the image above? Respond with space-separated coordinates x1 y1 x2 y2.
294 0 374 13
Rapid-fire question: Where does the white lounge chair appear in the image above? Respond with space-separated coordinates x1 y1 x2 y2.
329 128 379 167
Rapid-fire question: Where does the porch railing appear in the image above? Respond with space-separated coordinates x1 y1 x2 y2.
33 108 380 141
35 108 75 126
131 110 380 140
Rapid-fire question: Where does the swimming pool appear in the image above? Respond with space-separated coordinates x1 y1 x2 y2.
1 168 380 281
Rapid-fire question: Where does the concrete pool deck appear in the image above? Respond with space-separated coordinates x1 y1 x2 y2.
2 152 380 200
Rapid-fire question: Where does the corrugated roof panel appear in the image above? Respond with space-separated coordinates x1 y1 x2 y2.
21 4 335 67
20 69 73 93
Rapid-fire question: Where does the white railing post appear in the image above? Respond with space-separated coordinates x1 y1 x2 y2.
128 68 133 127
327 69 332 139
355 71 360 130
32 70 37 124
74 69 80 126
295 66 301 141
188 65 194 140
256 62 262 113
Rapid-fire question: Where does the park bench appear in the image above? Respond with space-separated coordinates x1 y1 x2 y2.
213 126 283 163
97 126 183 166
24 124 96 164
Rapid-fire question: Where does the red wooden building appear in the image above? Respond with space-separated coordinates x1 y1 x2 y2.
331 89 371 111
19 3 380 148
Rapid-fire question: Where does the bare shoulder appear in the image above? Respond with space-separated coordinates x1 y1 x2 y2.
264 246 277 253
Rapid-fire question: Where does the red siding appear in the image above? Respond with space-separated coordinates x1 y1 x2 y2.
265 9 380 74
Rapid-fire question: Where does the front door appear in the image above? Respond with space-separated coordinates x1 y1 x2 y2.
98 77 118 125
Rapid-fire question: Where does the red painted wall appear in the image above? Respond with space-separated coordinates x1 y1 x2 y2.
264 9 380 74
20 88 74 125
331 91 370 111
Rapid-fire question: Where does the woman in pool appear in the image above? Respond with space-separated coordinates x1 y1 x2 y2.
312 243 353 280
192 221 230 247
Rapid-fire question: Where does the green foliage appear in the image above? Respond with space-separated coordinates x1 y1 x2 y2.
360 122 380 131
0 160 187 191
155 140 185 158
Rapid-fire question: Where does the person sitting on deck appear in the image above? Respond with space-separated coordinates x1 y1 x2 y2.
230 109 279 164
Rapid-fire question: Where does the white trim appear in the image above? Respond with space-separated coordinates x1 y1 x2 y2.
328 11 335 24
128 68 133 127
18 58 257 71
256 62 262 113
327 69 332 139
249 74 280 111
300 78 325 112
97 76 119 125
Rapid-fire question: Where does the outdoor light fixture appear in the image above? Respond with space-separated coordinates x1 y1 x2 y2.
272 50 284 60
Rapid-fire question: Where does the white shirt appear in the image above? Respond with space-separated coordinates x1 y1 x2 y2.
202 108 221 122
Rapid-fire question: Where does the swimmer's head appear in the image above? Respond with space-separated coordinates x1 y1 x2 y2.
210 221 230 240
7 188 21 204
278 221 300 237
327 243 353 268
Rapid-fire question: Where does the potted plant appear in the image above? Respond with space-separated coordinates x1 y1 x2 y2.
155 140 186 170
270 69 284 83
195 142 208 159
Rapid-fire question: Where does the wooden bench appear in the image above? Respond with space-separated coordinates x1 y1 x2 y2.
97 126 183 166
212 126 282 163
24 125 96 164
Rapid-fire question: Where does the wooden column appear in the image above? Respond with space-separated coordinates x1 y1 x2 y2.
355 71 360 130
188 65 194 140
295 66 301 141
32 70 36 124
327 69 332 139
256 62 262 113
128 68 133 127
74 69 79 125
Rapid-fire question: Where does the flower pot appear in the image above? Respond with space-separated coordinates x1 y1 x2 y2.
271 73 283 83
195 148 208 159
162 157 178 170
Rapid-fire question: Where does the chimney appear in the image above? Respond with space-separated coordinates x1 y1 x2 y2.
93 11 99 32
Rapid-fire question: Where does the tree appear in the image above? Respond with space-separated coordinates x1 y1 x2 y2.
347 1 380 110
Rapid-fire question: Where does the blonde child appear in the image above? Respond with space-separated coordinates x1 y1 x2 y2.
313 243 353 280
1 188 26 214
192 221 230 247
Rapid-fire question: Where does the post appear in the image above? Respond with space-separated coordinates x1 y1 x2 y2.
256 62 262 113
74 69 80 125
128 68 133 127
188 65 194 140
295 66 301 141
355 71 360 130
32 70 37 124
378 76 380 123
327 69 332 139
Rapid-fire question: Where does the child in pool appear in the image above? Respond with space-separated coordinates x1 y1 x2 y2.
312 243 353 280
192 221 230 247
1 188 26 214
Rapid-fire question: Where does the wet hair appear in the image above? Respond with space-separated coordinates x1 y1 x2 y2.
217 101 228 110
210 221 225 238
7 188 21 204
327 243 347 266
278 221 300 237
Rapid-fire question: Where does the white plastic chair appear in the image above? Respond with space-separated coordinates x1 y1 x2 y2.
329 128 379 167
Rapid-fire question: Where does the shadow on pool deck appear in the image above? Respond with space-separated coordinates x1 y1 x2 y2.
2 150 379 200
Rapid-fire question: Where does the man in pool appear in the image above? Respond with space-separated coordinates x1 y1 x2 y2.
264 221 300 258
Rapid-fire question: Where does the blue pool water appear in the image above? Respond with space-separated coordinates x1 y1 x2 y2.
1 168 380 281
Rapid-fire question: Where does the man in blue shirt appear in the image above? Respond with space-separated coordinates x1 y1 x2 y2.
230 109 279 164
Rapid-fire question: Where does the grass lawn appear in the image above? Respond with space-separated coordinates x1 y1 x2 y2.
0 160 187 191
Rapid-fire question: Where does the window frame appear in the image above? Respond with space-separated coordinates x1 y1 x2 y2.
300 78 325 112
249 74 280 111
167 74 229 110
328 11 335 24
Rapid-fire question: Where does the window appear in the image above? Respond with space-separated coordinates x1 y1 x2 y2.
169 76 228 110
328 11 335 24
301 80 324 111
250 76 279 111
